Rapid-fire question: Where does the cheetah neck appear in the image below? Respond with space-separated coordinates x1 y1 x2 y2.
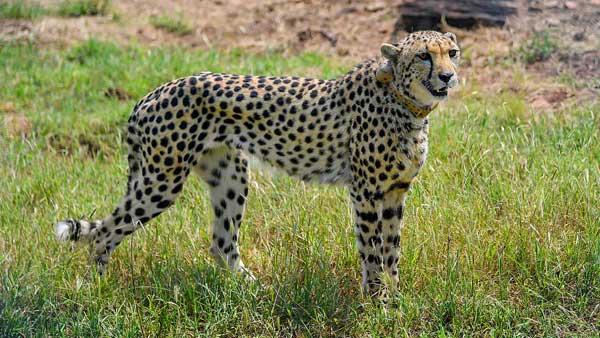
389 87 438 119
360 58 438 119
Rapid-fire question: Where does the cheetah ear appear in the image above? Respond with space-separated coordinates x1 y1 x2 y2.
444 32 457 44
380 43 401 62
376 62 394 83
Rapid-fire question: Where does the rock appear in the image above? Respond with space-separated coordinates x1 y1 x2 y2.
564 1 577 9
397 0 519 31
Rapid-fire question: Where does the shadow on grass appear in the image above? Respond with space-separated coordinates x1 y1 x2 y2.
1 255 364 336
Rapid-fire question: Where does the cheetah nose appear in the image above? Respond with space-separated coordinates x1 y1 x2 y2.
438 72 454 83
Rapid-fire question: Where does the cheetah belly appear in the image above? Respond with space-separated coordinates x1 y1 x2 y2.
221 120 353 185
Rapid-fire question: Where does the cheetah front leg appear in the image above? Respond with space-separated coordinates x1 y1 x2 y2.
381 187 408 288
350 187 386 298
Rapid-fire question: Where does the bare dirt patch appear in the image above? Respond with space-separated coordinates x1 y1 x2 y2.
1 102 32 138
28 0 401 60
0 20 35 43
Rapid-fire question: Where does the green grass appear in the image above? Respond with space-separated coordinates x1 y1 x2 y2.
56 0 111 17
149 14 193 35
0 0 111 19
0 1 46 19
1 40 599 337
517 30 560 64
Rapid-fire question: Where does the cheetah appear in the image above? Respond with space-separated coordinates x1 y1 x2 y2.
55 31 460 297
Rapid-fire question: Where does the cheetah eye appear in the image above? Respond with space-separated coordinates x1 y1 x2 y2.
417 52 430 61
449 50 459 57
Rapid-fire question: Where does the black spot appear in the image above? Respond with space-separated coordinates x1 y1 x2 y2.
360 224 369 233
237 195 245 205
157 200 171 209
172 184 183 194
382 208 394 220
214 207 223 218
357 211 377 223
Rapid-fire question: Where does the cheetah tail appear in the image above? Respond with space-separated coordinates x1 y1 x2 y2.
55 218 101 244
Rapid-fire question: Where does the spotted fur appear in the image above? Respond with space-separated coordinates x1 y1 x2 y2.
54 31 460 298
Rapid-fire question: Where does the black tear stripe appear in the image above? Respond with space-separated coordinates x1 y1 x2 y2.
427 56 433 81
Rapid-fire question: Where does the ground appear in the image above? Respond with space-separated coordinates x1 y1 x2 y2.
1 0 599 337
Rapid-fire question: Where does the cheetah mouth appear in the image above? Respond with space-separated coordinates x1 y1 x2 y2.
422 80 448 97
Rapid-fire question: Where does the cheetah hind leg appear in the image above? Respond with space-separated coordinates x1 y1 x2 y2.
194 146 255 280
55 141 191 275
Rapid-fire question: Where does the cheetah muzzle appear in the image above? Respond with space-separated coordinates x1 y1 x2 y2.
54 31 461 299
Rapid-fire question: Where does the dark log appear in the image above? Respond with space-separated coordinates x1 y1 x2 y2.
397 0 519 32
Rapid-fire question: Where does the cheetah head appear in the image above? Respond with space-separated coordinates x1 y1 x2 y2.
376 31 460 109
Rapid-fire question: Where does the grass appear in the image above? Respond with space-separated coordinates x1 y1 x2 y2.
0 0 110 19
56 0 111 17
518 30 560 64
0 1 46 19
1 40 599 337
149 14 193 35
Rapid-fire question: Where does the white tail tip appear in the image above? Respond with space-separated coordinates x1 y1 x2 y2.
55 220 73 242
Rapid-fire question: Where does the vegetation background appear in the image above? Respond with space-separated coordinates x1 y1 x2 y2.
1 0 599 337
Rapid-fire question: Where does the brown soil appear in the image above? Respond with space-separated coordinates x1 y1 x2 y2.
25 0 403 60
